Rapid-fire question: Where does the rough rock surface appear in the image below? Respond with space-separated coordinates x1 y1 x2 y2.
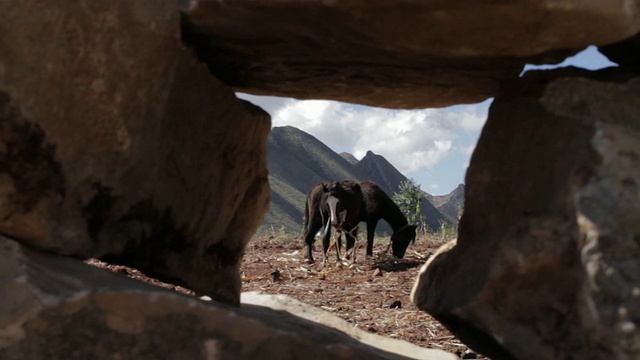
2 0 640 359
0 236 458 360
0 0 270 304
181 0 640 108
600 32 640 67
412 68 640 360
242 292 459 360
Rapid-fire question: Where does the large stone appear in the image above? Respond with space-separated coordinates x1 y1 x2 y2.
3 1 640 358
411 68 640 359
0 0 270 304
0 236 458 360
599 32 640 67
180 0 640 108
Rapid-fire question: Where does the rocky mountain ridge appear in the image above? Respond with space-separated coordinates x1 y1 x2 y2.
261 126 463 235
425 184 465 223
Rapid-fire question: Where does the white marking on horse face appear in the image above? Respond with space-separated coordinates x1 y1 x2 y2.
326 195 340 226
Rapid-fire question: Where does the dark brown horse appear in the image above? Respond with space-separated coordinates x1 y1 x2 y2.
302 180 362 265
302 179 416 263
357 180 417 259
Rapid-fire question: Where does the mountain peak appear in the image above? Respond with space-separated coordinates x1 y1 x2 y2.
355 150 406 195
339 152 359 164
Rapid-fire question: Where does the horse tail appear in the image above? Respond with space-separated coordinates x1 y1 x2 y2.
300 196 311 238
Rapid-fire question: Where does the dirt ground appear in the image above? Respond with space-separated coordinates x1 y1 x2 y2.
87 233 487 359
242 234 486 359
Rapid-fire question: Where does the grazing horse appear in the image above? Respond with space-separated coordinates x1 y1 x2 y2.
325 180 362 263
302 180 362 265
302 179 416 263
350 180 417 259
302 181 331 263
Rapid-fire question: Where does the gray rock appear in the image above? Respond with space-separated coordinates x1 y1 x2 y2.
181 0 640 108
242 292 459 360
599 32 640 67
2 0 640 358
0 0 270 305
0 236 458 360
412 68 640 360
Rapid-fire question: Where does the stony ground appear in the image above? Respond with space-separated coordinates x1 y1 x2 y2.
241 233 486 359
87 232 487 359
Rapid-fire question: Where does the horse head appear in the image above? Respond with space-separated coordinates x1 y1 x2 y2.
324 193 344 229
325 180 361 228
390 224 417 258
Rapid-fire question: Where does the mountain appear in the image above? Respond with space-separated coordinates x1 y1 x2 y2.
425 184 465 223
262 126 359 233
339 152 359 165
260 126 451 235
354 150 408 194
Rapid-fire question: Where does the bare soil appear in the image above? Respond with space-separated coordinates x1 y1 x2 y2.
87 234 487 359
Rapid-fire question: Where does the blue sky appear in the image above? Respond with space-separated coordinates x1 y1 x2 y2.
238 46 616 195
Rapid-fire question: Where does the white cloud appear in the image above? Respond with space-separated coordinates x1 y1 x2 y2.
350 108 457 173
237 94 291 115
238 92 490 193
272 100 360 152
459 144 477 156
456 101 491 133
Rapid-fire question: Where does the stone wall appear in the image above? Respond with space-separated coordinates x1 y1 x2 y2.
180 0 640 108
412 68 640 359
0 235 456 360
1 0 639 358
0 0 270 304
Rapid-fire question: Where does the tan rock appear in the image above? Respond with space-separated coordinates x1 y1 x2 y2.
242 292 459 360
412 68 640 360
181 0 640 108
0 0 270 304
599 33 640 66
0 236 458 360
2 1 640 358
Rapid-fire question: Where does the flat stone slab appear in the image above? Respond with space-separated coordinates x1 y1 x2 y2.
242 292 459 360
181 0 640 108
0 236 457 359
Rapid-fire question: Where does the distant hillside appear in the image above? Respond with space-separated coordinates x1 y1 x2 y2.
426 184 465 224
261 126 360 235
266 126 356 194
260 126 452 236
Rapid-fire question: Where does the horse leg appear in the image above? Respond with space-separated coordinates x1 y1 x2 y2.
343 233 354 263
334 229 343 262
345 227 357 261
304 221 323 263
304 232 315 264
384 238 392 254
321 224 332 268
352 233 357 264
326 228 341 262
366 222 377 258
